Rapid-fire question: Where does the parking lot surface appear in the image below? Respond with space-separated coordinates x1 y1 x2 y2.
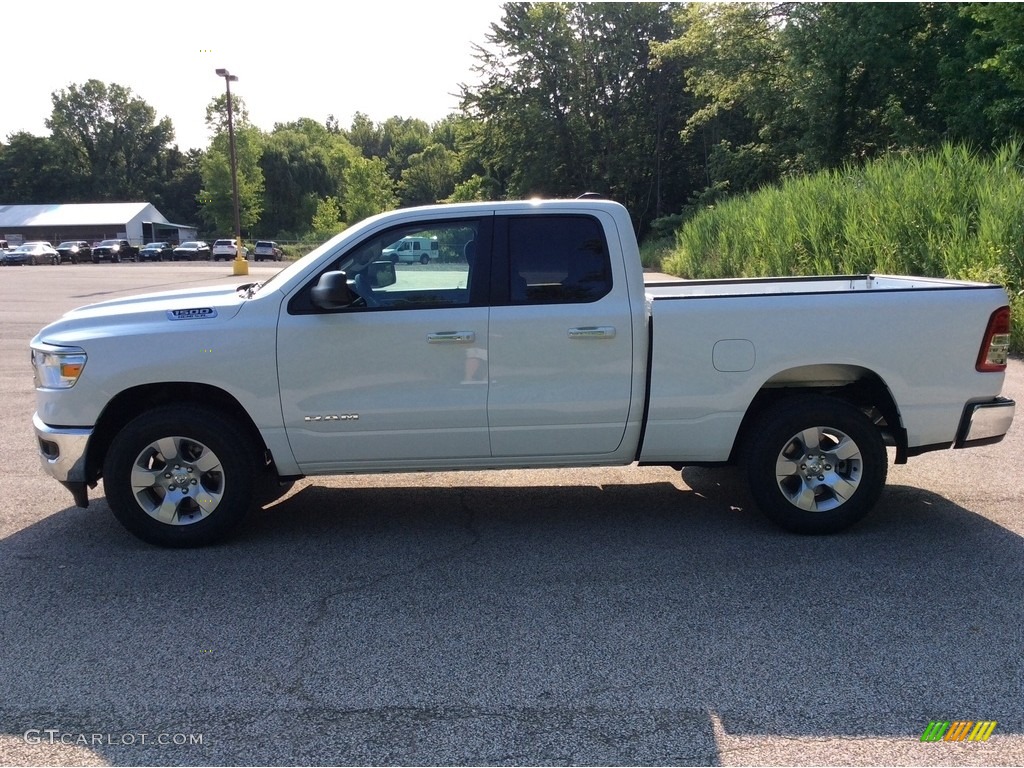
1 263 1022 766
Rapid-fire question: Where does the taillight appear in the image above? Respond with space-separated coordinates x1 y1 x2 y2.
976 306 1011 372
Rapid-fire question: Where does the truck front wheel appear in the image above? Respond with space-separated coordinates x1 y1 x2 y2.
102 406 257 547
745 396 887 534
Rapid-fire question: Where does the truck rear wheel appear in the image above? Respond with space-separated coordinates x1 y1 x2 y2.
745 396 887 534
102 405 258 547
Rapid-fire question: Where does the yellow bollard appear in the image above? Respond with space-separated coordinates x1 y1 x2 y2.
232 237 249 275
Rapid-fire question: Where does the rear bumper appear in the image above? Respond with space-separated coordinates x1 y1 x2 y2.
33 412 93 507
955 397 1016 448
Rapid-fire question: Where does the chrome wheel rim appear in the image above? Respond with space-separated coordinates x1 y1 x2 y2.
129 436 225 525
774 426 863 512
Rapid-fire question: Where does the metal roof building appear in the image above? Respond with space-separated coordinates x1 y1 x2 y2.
0 202 197 246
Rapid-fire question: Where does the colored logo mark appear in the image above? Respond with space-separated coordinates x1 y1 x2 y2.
920 721 997 742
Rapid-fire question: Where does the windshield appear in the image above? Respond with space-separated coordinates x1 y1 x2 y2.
99 240 118 246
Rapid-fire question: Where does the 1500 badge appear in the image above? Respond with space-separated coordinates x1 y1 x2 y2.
167 308 218 321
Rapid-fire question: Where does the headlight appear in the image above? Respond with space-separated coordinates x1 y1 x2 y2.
31 344 87 389
111 244 120 251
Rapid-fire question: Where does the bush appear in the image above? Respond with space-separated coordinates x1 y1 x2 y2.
662 143 1024 354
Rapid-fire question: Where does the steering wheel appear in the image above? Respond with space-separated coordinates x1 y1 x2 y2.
353 272 381 307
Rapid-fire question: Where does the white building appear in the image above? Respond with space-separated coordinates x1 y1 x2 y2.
0 202 197 246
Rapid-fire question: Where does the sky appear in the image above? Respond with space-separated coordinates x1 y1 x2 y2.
1 0 507 151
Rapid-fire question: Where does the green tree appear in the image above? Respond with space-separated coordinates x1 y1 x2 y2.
199 94 265 235
0 133 67 202
345 112 387 159
658 2 1017 198
963 3 1024 139
46 79 175 200
461 2 692 230
260 119 341 236
399 143 459 206
342 156 396 224
152 147 204 226
445 173 502 202
310 195 345 239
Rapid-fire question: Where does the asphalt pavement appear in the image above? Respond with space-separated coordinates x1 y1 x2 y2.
1 262 1022 766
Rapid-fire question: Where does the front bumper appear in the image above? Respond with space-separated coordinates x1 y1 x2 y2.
955 397 1016 448
33 412 93 507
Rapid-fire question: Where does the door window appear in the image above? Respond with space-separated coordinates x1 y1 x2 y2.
508 216 612 304
289 219 486 314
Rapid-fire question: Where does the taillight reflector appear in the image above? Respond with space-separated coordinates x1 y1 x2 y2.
977 306 1011 372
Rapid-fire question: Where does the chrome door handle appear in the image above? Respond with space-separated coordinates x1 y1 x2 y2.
568 326 616 339
427 331 476 344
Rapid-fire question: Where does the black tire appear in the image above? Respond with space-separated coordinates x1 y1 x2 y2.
103 405 258 547
745 395 887 534
420 254 429 264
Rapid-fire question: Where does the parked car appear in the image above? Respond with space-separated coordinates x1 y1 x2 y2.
253 240 284 261
3 241 60 266
92 239 137 263
2 245 32 266
172 241 211 261
55 241 92 264
138 242 174 262
211 239 247 261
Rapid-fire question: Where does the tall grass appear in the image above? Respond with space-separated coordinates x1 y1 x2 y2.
662 143 1024 354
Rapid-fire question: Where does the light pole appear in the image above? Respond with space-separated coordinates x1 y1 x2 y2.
215 67 247 275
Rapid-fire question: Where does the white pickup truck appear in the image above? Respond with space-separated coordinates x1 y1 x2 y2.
31 199 1015 546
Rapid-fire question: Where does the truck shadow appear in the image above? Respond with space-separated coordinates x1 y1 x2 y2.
2 476 1021 765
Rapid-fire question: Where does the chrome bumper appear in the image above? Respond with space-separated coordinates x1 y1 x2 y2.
33 412 93 507
955 397 1016 448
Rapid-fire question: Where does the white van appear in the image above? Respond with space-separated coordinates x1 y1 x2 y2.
382 236 439 264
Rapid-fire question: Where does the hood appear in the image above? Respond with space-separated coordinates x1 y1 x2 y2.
33 284 249 346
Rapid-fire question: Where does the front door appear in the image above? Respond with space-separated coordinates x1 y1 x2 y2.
277 218 491 471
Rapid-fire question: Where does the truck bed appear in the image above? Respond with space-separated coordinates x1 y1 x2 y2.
639 274 1010 463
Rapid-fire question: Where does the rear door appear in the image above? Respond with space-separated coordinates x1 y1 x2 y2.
486 213 635 457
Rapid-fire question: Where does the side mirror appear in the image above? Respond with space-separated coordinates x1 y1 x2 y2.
368 260 397 288
311 271 357 309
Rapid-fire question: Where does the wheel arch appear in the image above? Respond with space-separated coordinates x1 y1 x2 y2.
85 382 271 484
730 364 907 465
